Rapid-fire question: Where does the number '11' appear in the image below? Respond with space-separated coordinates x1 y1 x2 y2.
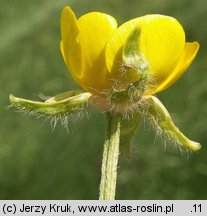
193 204 201 212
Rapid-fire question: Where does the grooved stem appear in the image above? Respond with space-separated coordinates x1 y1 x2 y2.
99 112 121 200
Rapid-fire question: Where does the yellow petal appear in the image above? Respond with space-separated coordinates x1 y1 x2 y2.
106 15 185 87
60 6 83 84
60 41 66 63
150 41 200 94
78 12 117 65
77 12 117 92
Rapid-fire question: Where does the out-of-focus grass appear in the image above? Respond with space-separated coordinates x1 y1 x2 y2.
0 0 206 199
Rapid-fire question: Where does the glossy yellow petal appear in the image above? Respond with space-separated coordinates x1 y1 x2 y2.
77 12 117 92
106 15 185 87
78 12 117 65
150 41 200 94
61 6 83 84
60 41 66 63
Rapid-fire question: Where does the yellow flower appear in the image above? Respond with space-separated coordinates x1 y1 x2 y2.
9 5 201 167
60 6 199 96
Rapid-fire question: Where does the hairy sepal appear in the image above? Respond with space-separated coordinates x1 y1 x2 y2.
110 28 149 111
9 90 92 116
142 95 201 151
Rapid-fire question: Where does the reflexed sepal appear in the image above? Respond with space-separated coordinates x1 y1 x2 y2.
120 112 142 158
142 95 201 151
9 90 92 116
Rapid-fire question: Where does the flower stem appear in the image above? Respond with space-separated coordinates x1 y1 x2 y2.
99 112 121 200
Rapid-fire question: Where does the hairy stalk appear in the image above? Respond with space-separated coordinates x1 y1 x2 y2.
99 112 121 200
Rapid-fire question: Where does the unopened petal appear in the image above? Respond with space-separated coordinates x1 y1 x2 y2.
151 42 200 94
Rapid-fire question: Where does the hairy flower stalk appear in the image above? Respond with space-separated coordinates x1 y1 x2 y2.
99 113 121 200
9 6 201 200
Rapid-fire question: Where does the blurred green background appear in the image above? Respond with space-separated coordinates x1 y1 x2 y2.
0 0 206 199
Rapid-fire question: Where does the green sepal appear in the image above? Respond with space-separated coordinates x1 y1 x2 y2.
120 112 142 158
143 95 201 151
123 27 149 74
9 90 92 116
123 27 149 100
110 28 149 108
